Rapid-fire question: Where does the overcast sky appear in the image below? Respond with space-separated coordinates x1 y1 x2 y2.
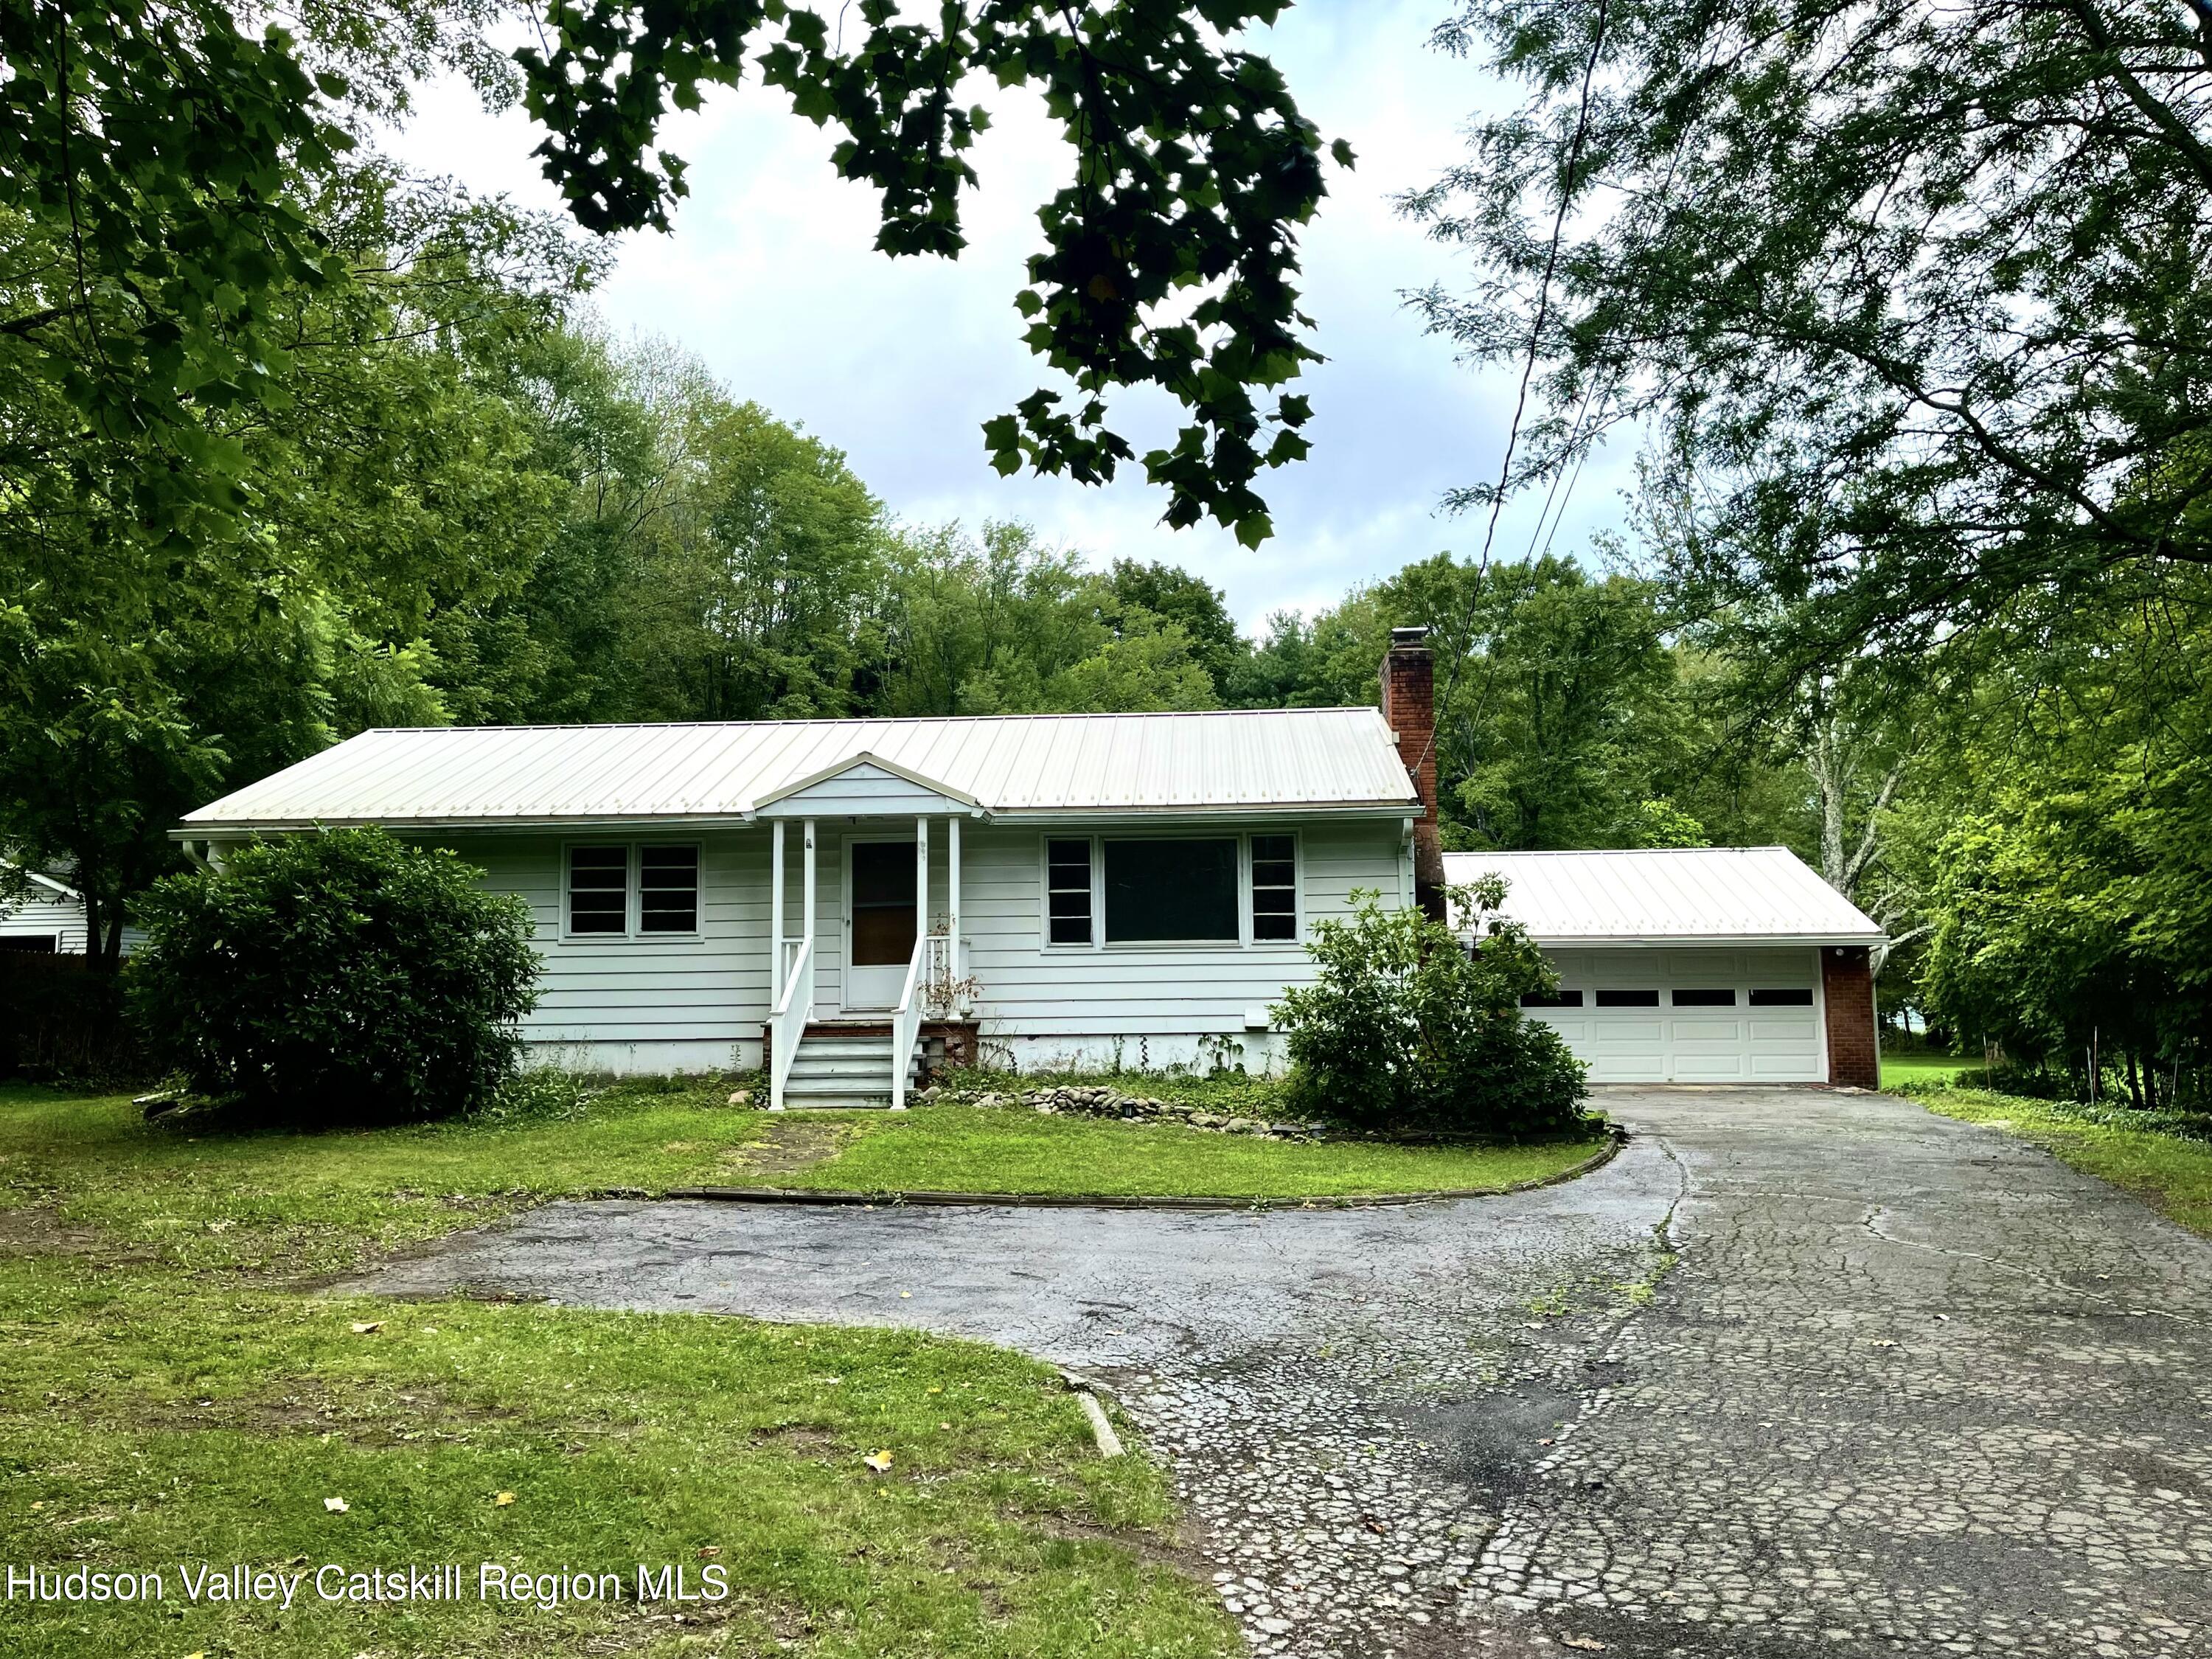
385 0 1636 631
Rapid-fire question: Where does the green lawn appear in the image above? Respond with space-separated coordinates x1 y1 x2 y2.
1910 1085 2212 1239
746 1103 1605 1200
1880 1048 1989 1091
0 1084 1237 1659
0 1079 1605 1658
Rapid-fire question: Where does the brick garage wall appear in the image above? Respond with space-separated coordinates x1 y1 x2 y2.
1821 945 1879 1088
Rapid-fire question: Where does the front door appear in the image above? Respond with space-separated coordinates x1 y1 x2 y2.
844 839 918 1009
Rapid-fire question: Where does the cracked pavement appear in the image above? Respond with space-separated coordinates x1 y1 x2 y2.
349 1088 2212 1656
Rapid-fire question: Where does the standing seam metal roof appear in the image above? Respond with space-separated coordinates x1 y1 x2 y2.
1442 846 1884 942
181 708 1420 828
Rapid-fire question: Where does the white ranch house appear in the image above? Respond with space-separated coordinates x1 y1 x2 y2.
175 633 1885 1104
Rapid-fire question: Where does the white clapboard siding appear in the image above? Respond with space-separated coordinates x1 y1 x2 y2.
756 761 970 820
957 819 1403 1038
0 884 147 956
455 831 772 1047
0 886 85 953
442 815 1408 1057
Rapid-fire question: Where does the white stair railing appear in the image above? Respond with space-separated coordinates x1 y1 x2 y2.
768 936 813 1112
889 934 928 1112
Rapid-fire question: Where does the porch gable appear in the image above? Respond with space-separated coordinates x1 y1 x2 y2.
753 754 981 820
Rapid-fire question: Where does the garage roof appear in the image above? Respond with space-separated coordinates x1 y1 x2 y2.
1442 846 1885 946
179 709 1419 832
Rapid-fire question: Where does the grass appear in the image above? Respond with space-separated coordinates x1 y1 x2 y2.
1907 1083 2212 1239
1879 1048 1989 1090
0 1082 1238 1658
0 1074 1607 1657
748 1105 1604 1200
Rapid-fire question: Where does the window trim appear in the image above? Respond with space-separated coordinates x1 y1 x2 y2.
561 840 705 942
1247 830 1301 947
1043 836 1096 949
1037 830 1302 951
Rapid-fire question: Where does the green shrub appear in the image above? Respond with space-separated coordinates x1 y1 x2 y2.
1274 880 1588 1138
132 828 540 1121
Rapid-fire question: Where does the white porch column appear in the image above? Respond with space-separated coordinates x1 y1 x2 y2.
801 818 816 1016
947 815 962 986
771 820 786 988
916 816 930 946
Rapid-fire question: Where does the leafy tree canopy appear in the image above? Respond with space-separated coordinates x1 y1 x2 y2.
519 0 1350 547
1408 0 2212 689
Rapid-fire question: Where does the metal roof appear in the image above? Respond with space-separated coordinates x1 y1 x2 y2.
1443 846 1885 945
180 708 1419 831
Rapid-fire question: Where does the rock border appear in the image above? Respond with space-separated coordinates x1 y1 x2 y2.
662 1125 1626 1212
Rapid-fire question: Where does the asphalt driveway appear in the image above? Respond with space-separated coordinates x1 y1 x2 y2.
352 1088 2212 1657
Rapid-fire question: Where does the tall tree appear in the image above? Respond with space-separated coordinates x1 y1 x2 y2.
1408 0 2212 687
519 0 1348 546
0 164 593 966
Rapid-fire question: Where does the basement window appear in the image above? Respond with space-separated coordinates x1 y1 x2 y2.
1749 987 1814 1006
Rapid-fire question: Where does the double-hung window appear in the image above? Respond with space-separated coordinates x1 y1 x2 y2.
1046 840 1095 945
566 844 701 938
567 846 629 935
1249 835 1297 942
1044 832 1298 947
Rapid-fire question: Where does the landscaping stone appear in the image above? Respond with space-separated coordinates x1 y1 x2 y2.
920 1082 1323 1140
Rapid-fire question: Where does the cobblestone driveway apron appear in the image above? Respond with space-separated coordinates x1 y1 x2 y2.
352 1088 2212 1658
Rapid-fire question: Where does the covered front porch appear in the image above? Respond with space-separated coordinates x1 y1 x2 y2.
757 756 981 1110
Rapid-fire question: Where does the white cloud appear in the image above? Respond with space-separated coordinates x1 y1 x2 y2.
382 0 1637 630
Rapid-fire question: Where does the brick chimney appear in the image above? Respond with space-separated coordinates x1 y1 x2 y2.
1380 626 1447 921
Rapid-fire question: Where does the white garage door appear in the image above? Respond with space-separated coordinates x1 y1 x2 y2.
1522 947 1826 1083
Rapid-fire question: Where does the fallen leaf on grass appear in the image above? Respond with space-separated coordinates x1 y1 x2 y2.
1561 1637 1606 1652
696 1546 721 1559
323 1497 349 1513
349 1321 383 1335
862 1450 894 1473
493 1492 515 1507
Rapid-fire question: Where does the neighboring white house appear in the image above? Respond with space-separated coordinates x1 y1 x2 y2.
0 869 84 954
0 866 147 958
1444 846 1885 1086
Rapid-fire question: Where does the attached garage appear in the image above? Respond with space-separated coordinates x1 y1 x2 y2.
1443 847 1885 1087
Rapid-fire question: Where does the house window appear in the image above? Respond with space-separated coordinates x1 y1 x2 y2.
1046 839 1093 946
1750 987 1814 1006
1672 988 1737 1006
1520 989 1585 1008
1595 989 1660 1008
639 845 700 933
567 846 629 934
567 844 702 937
1250 834 1297 942
1103 838 1238 943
